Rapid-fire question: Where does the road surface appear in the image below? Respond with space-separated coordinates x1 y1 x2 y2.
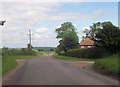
3 56 118 85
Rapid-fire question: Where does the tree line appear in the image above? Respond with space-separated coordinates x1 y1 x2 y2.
55 21 120 56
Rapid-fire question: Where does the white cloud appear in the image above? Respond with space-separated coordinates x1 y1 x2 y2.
83 26 91 31
1 0 118 2
36 28 48 33
56 25 61 29
1 2 114 48
94 9 106 14
73 24 76 27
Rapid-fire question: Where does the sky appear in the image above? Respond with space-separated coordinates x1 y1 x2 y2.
0 2 118 48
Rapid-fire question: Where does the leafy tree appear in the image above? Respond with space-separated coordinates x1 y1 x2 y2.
94 22 120 53
27 44 33 50
84 22 102 40
81 36 86 41
83 21 120 53
55 22 79 53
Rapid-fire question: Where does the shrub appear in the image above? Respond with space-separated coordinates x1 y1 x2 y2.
61 47 111 59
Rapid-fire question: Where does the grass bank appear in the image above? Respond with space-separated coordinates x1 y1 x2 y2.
53 54 95 61
94 55 119 77
2 52 49 75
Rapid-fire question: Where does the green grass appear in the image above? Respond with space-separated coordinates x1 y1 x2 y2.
94 55 119 77
53 54 95 61
2 55 38 75
2 51 48 76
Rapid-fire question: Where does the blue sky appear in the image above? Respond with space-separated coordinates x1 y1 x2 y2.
1 2 118 48
34 2 118 32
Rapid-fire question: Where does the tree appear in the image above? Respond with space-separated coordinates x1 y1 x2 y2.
94 22 120 53
55 22 79 53
83 21 120 53
84 22 103 40
27 44 33 54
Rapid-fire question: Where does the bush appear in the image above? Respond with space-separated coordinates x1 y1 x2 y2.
61 47 111 59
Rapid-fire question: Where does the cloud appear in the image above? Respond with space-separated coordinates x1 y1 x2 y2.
1 2 114 48
94 9 106 14
83 26 91 31
36 28 48 33
73 24 76 27
48 9 108 21
56 25 61 29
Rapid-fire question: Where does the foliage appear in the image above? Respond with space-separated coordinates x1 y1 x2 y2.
61 48 111 59
33 47 56 52
2 47 37 56
84 21 120 53
53 53 95 61
95 22 120 53
55 22 79 53
94 55 119 77
84 22 102 40
27 43 33 49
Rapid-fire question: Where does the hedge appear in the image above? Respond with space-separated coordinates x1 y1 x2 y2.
61 47 111 59
2 48 37 56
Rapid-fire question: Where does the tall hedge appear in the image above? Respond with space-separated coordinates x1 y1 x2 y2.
61 48 111 59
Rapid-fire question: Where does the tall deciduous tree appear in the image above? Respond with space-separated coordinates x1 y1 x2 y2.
55 22 79 53
95 22 120 53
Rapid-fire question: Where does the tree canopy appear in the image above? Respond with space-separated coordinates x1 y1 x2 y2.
55 22 79 53
84 21 120 53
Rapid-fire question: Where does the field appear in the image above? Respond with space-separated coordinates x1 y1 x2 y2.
94 55 119 77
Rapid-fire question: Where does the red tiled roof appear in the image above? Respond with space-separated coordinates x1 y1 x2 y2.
80 38 94 46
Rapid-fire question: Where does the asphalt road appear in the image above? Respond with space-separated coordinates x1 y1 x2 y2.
3 56 118 85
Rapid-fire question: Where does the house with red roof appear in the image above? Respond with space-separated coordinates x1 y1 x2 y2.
80 36 94 48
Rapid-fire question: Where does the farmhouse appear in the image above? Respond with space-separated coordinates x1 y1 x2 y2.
80 36 94 48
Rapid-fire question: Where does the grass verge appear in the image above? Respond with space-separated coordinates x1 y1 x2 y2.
94 55 119 77
2 51 48 76
53 54 95 61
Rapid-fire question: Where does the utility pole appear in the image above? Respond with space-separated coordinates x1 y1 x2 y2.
28 29 32 54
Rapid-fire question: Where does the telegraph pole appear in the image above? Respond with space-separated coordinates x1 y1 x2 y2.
28 29 32 54
29 29 32 47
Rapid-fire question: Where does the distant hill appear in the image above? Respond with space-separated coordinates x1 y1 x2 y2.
33 47 56 52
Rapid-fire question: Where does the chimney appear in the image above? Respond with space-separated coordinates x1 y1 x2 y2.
86 34 89 38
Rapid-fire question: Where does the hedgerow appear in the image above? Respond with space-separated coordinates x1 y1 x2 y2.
2 47 37 56
61 47 111 59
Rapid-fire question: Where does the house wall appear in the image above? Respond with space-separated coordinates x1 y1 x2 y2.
80 45 94 48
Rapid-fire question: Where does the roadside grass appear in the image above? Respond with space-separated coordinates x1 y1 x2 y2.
94 55 119 77
0 55 2 78
53 54 95 61
2 51 48 76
